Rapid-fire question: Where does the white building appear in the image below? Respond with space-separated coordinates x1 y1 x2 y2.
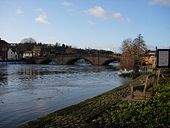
8 48 18 60
23 51 32 58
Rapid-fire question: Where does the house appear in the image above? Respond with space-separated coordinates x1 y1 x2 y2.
32 46 42 57
23 51 33 58
142 50 156 67
0 38 9 60
65 47 76 55
7 48 18 60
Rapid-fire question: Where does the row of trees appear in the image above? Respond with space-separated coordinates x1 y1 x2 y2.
120 34 147 70
10 38 114 57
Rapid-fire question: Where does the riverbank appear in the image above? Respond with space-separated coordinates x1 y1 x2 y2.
19 74 169 127
19 76 147 128
92 76 170 127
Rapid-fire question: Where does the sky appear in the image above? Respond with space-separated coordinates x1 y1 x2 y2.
0 0 170 52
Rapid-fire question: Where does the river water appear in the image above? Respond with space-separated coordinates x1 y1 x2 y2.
0 64 129 128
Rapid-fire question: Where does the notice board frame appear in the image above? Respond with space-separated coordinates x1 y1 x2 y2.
156 49 170 68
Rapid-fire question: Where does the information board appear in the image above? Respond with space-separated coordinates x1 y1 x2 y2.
157 49 170 68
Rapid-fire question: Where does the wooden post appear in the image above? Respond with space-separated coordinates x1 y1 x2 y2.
155 46 158 68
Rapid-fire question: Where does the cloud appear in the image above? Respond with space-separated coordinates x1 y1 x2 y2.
112 12 131 23
62 1 73 7
35 8 49 24
87 6 107 19
87 6 130 23
112 12 124 21
149 0 170 6
35 14 49 24
88 20 95 26
16 8 24 16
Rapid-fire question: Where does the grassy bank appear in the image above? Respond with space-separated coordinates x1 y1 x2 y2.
19 75 169 128
92 77 170 127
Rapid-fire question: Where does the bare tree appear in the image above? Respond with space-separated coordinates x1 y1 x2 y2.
120 34 147 70
120 39 134 70
133 34 147 63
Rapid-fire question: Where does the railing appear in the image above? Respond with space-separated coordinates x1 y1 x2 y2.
54 54 120 58
140 65 154 73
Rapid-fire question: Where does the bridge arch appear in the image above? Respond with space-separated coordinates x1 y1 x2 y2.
36 58 59 64
66 58 93 65
40 58 53 64
102 58 120 66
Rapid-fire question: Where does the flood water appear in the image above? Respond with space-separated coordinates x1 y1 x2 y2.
0 64 129 128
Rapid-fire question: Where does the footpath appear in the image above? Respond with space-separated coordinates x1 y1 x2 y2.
19 74 169 128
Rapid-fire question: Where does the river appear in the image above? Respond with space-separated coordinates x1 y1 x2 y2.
0 64 129 128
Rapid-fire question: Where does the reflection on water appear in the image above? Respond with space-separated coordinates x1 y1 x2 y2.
0 67 7 86
0 76 7 86
0 64 129 128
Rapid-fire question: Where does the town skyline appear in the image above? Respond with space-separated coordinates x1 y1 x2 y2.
0 0 170 51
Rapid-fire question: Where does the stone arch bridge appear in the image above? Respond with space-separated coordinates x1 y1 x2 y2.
30 54 121 66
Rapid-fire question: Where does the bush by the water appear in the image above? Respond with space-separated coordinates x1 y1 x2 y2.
119 72 141 79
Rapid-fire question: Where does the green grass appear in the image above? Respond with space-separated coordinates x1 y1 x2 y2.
92 77 170 127
118 72 142 79
118 72 133 78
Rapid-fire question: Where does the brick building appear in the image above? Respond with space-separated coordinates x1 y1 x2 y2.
0 38 9 60
32 46 42 57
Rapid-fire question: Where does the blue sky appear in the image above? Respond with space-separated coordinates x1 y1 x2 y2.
0 0 170 51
